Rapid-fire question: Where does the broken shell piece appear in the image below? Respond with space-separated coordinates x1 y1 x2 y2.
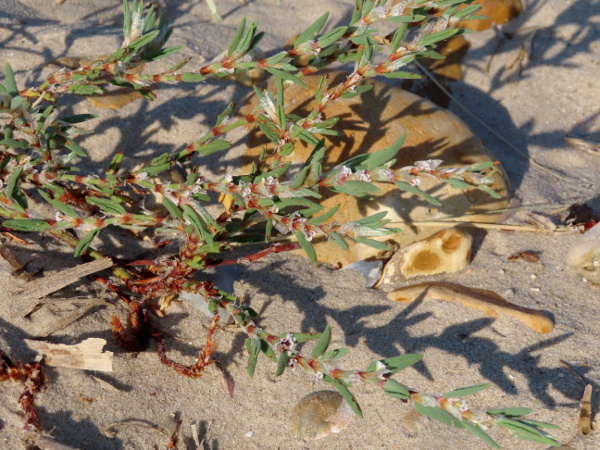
291 391 355 440
379 228 472 285
567 222 600 284
341 260 383 288
387 282 554 333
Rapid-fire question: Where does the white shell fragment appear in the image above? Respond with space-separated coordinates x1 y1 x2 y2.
567 222 600 283
291 391 355 440
341 260 383 288
379 228 472 284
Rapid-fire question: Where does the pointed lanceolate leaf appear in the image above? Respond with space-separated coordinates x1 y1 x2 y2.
294 12 329 47
367 353 423 374
74 229 100 258
4 64 18 97
162 197 183 220
228 18 247 56
3 219 51 232
38 190 77 218
86 197 126 215
295 230 317 266
275 351 289 376
487 407 533 418
395 181 442 206
321 348 349 361
307 204 340 225
462 419 501 449
323 375 363 418
260 339 277 363
414 403 465 429
443 383 490 399
245 337 261 378
311 325 331 358
354 238 390 251
383 378 410 400
495 419 560 446
330 231 349 251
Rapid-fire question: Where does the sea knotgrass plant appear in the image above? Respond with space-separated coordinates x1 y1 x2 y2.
0 0 561 447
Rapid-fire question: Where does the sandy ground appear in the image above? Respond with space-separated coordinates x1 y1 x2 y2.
0 0 599 449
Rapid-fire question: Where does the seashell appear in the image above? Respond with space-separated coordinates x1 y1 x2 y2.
566 222 600 283
379 228 472 285
291 390 355 440
241 72 510 267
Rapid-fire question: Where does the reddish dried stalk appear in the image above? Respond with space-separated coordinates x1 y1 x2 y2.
0 349 44 432
154 315 220 377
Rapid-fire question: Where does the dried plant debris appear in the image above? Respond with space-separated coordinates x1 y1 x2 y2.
17 258 113 316
578 384 593 435
388 282 554 333
291 391 355 440
24 338 113 372
566 137 600 155
507 250 540 262
34 435 81 450
0 348 44 431
103 412 179 443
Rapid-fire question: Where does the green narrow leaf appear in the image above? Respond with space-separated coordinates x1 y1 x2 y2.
161 197 183 220
395 181 442 206
228 18 247 56
182 204 213 245
86 197 126 215
38 190 78 218
382 71 423 80
353 211 388 225
390 22 408 53
4 63 18 97
245 337 261 378
495 419 560 446
445 178 474 190
383 378 410 400
60 114 97 124
6 166 23 200
68 85 104 96
321 348 349 361
74 229 100 258
295 230 317 266
311 325 331 359
367 353 424 374
3 219 51 232
275 351 289 376
443 383 490 399
122 0 132 38
317 26 347 48
260 339 277 363
462 419 501 449
414 403 465 429
354 238 390 250
323 375 363 418
294 12 329 47
199 139 231 156
487 407 533 418
477 184 502 198
520 419 561 430
350 0 362 24
307 204 340 225
265 68 307 89
64 139 87 157
330 231 349 251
